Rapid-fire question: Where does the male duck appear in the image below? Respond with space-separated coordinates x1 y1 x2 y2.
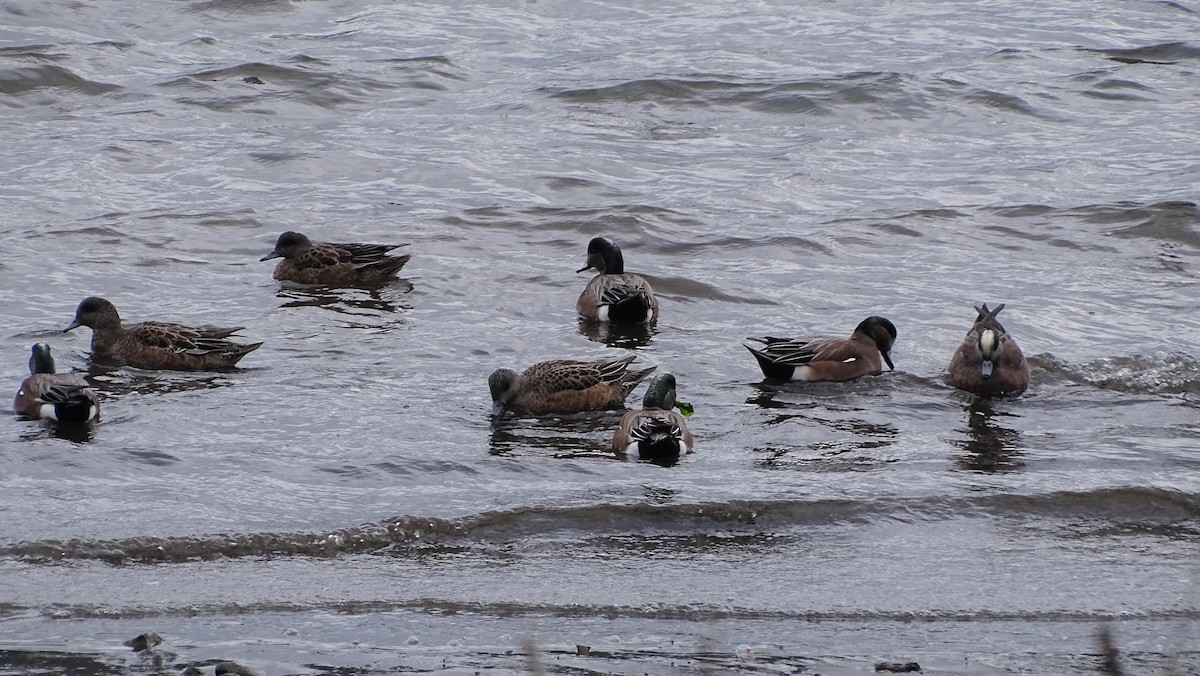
13 343 99 423
948 303 1030 396
64 297 262 371
612 372 694 465
261 231 411 286
745 316 897 382
576 237 659 323
489 354 655 416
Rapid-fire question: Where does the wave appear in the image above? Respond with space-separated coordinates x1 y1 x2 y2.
6 597 1198 623
1091 41 1200 65
1035 353 1200 394
0 64 121 97
4 487 1195 565
542 71 935 119
156 57 452 111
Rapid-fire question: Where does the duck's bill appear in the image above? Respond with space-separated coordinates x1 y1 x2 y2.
63 319 81 333
260 251 281 261
883 351 895 370
980 360 994 379
489 402 506 417
575 264 594 274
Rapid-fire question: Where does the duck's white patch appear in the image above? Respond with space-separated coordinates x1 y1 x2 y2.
791 365 815 381
979 329 997 359
598 305 610 321
624 441 640 458
39 403 97 422
680 440 691 454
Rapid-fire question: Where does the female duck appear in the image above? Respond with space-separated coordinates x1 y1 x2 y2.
261 231 411 286
64 297 262 371
489 354 655 416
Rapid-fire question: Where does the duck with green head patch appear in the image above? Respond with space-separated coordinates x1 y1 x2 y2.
13 343 99 423
612 372 694 465
576 237 659 324
745 316 897 382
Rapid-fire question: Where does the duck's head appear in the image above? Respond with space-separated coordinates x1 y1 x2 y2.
856 316 897 370
64 297 120 333
488 368 519 416
577 237 625 275
29 342 56 375
261 231 313 261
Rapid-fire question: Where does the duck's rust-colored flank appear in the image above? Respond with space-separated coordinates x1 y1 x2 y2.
745 316 897 382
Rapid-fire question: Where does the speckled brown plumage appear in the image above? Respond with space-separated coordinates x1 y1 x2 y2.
489 355 655 416
64 297 262 371
261 231 410 286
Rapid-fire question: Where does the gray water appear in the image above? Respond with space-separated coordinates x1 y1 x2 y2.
1 0 1198 674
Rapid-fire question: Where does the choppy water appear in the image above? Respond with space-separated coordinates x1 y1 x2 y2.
2 0 1199 674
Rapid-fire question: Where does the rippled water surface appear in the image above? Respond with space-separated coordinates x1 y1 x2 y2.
2 0 1199 674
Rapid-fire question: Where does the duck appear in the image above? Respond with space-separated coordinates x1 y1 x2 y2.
948 303 1030 396
63 297 262 371
489 354 655 416
13 343 99 423
612 372 694 464
576 237 659 323
745 316 897 382
260 231 411 286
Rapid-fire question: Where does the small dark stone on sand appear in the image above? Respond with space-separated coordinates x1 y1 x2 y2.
875 661 921 673
215 661 262 676
125 632 162 652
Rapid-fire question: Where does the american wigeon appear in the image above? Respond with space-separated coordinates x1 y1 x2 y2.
63 297 262 371
612 372 694 464
260 231 411 286
489 354 655 416
13 343 99 423
576 237 659 323
745 316 897 382
949 303 1030 396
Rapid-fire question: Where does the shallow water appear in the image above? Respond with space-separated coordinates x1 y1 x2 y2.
1 0 1199 674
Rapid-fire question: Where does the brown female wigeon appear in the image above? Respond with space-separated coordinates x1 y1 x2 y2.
261 231 410 286
489 354 655 416
64 297 262 371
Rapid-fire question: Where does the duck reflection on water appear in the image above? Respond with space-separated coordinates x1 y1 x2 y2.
954 399 1025 473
